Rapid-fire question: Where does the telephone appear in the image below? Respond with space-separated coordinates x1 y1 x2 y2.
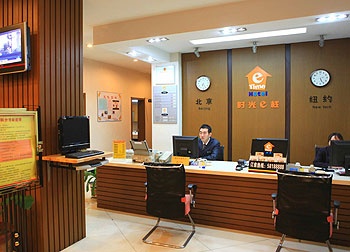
159 151 172 163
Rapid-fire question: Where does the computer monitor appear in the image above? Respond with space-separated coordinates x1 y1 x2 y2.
172 136 199 159
58 116 90 154
250 138 289 162
330 140 350 175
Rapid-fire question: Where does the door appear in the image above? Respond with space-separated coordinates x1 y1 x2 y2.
131 98 145 141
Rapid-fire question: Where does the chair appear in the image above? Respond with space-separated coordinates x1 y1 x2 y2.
217 145 224 161
271 170 340 252
142 162 197 249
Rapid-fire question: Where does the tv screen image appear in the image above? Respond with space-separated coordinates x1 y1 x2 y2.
58 116 90 154
0 22 31 75
172 136 199 159
249 138 289 162
330 140 350 175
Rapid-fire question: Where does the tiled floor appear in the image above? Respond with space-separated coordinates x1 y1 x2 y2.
61 196 349 252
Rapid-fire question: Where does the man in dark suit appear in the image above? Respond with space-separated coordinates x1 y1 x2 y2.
198 124 221 160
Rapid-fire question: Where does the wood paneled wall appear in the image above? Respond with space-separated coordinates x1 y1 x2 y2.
182 39 350 165
1 0 84 251
182 50 228 159
290 39 350 164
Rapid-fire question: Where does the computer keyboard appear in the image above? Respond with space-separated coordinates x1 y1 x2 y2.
65 150 104 159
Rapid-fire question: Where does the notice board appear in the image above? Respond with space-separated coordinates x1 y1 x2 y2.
0 109 39 191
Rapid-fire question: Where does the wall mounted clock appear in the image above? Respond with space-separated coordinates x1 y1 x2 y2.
310 69 331 87
195 75 211 91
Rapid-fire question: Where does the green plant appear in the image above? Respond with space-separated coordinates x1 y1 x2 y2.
0 194 34 214
84 170 97 197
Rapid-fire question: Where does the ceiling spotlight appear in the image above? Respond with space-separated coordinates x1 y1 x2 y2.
252 41 257 54
236 27 247 32
219 27 247 35
319 35 325 47
316 13 349 23
146 37 169 43
194 47 200 58
219 27 236 35
86 43 93 48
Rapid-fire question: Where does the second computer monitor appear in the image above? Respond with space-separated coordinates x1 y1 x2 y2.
172 135 199 159
330 140 350 174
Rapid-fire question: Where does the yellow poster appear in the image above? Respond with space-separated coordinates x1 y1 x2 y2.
113 140 126 158
0 111 38 190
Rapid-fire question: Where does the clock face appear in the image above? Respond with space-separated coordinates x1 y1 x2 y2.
196 75 211 91
310 69 331 87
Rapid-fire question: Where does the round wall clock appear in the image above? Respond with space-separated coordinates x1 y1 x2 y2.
310 69 331 87
196 75 211 91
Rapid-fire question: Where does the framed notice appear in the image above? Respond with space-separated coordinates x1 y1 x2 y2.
154 65 175 84
97 91 122 122
0 109 39 191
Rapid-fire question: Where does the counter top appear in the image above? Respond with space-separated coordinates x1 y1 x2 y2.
107 158 350 185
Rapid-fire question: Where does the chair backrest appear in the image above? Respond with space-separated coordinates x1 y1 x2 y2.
275 170 332 242
314 144 323 159
144 163 186 218
217 145 224 161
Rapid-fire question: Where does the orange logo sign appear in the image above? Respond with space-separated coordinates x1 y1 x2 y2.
246 66 272 91
264 142 274 152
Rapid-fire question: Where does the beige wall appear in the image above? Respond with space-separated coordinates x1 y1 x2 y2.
83 58 152 151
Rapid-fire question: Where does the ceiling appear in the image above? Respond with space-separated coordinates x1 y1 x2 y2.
83 0 350 74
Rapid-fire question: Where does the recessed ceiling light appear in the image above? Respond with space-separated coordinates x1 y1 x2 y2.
316 13 349 23
190 27 307 45
86 43 93 48
146 37 169 43
127 50 139 57
219 27 247 35
236 27 247 32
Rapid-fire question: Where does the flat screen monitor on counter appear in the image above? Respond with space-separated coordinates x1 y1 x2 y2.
330 140 350 175
172 136 199 159
58 116 90 154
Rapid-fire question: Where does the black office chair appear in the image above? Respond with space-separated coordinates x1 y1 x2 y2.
271 170 340 252
142 162 197 249
217 145 224 161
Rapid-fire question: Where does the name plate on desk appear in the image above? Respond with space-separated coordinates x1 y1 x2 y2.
171 156 190 165
248 160 286 173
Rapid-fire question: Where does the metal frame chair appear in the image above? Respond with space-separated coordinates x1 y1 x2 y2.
271 170 340 252
142 162 197 249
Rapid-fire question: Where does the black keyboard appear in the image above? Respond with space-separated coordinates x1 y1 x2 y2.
65 150 104 159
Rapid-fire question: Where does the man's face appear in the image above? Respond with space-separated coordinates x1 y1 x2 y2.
199 128 212 143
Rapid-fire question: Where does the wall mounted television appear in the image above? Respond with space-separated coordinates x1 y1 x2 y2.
58 116 90 154
0 22 31 75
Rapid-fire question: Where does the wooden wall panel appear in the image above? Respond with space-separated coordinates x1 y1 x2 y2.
182 50 228 159
231 45 286 161
1 0 84 251
290 39 350 165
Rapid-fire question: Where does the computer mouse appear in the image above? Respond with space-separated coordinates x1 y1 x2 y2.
235 165 243 171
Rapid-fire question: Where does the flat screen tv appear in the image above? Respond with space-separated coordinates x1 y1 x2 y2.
330 140 350 175
0 22 31 75
172 135 199 159
58 116 90 154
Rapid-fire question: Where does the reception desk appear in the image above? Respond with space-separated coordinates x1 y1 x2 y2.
96 159 350 247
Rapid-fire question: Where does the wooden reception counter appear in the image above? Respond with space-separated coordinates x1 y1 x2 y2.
96 159 350 247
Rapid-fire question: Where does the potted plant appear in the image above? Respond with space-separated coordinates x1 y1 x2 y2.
84 170 97 198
